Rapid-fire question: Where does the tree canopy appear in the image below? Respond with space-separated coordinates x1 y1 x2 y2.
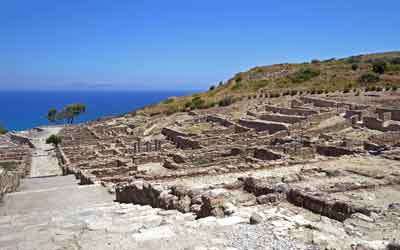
47 104 86 124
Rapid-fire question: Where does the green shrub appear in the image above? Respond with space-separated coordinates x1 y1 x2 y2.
343 88 350 93
346 55 362 64
290 90 298 96
190 96 206 109
0 125 7 135
372 60 387 74
46 134 62 146
359 73 380 83
386 64 400 72
165 105 180 115
385 86 391 91
218 96 235 107
209 85 215 91
393 86 398 91
376 86 383 91
163 98 174 104
290 68 321 83
351 64 359 71
311 59 320 64
390 57 400 65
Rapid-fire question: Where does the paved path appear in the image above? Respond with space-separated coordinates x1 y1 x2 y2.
28 127 63 177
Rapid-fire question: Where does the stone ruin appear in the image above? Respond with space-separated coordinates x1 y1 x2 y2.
48 92 400 249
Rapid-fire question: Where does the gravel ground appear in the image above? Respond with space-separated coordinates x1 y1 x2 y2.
221 223 298 250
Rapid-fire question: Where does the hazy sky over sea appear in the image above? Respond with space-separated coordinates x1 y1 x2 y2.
1 0 399 90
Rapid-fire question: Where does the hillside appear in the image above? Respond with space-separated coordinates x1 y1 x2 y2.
142 51 400 116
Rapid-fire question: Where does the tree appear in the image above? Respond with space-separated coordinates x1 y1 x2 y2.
46 134 62 147
351 64 359 71
359 73 380 83
65 103 86 124
47 108 58 123
372 60 386 74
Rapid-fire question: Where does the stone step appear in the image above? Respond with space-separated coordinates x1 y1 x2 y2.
18 175 78 191
0 183 114 216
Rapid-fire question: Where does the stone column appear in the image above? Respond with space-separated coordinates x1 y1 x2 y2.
137 138 141 153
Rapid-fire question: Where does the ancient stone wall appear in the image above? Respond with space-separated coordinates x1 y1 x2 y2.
315 145 356 157
9 134 34 148
238 119 289 134
263 105 318 116
175 136 201 150
287 189 372 222
259 113 307 124
376 108 400 121
0 167 20 200
206 115 236 127
253 148 283 161
300 97 338 108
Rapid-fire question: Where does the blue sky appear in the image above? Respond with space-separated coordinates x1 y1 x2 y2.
1 0 399 90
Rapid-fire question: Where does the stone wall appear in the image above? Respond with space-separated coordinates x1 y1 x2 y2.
259 113 307 124
315 145 356 157
376 108 400 121
0 167 20 200
287 189 372 222
206 115 236 127
300 97 338 108
263 105 318 117
363 116 400 132
253 148 283 161
9 133 34 148
238 119 289 134
175 136 201 150
161 128 188 142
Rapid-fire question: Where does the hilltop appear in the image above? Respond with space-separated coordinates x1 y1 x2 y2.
142 51 400 116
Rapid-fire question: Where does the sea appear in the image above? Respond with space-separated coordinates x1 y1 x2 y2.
0 90 195 131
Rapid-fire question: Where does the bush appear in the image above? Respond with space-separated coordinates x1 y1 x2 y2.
0 125 7 135
163 98 174 104
290 90 298 96
390 57 400 65
346 55 362 64
209 85 215 91
385 86 391 91
190 96 206 109
218 96 235 107
343 88 350 93
290 68 321 83
393 86 398 91
46 134 62 146
376 86 383 91
372 60 387 74
359 73 380 83
351 64 359 71
311 59 320 64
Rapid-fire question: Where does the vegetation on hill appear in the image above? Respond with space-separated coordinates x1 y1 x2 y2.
0 125 7 135
141 51 400 116
47 104 86 124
